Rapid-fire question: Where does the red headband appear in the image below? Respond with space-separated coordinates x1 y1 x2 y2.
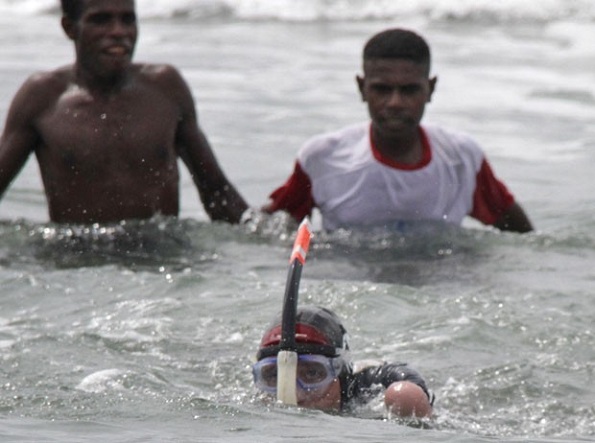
260 323 330 348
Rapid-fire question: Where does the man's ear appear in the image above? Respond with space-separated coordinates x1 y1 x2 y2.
427 76 438 103
356 75 366 102
61 16 77 40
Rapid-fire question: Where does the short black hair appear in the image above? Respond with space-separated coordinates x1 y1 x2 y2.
60 0 85 21
363 28 431 71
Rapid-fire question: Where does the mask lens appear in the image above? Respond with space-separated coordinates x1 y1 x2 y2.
252 357 278 393
298 360 328 384
252 354 338 394
296 354 336 391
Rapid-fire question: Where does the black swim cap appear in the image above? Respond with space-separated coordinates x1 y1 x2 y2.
256 306 350 360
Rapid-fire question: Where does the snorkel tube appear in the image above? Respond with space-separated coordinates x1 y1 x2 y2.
276 217 312 405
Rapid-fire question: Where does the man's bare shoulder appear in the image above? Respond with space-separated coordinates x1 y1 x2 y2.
135 63 186 87
23 65 73 92
134 63 194 111
8 65 74 120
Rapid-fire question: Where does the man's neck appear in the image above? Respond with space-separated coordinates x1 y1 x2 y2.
371 125 423 165
74 66 131 97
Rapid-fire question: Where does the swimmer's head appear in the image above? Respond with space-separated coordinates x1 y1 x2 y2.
254 306 353 408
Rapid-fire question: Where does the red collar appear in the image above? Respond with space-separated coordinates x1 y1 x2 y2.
369 125 432 170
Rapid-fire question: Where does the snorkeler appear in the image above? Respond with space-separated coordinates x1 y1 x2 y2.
252 305 434 417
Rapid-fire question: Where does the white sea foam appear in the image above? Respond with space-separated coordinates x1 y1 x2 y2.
2 0 595 22
76 369 129 393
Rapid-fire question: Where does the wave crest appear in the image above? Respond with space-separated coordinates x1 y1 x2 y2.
4 0 595 23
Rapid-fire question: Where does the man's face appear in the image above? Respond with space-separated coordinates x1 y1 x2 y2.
253 353 343 411
357 58 436 139
296 377 341 410
64 0 138 79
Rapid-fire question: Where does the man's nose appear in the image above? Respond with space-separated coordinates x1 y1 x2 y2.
109 18 132 36
386 89 405 107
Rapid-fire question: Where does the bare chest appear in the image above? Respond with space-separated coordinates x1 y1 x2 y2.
36 86 180 175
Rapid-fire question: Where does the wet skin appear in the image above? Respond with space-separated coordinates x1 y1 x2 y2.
296 378 342 411
0 0 247 223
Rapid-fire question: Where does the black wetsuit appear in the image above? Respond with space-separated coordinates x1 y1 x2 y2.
343 362 434 409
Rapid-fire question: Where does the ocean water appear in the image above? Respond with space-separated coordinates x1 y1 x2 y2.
1 1 595 442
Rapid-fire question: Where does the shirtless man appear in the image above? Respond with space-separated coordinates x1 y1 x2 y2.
0 0 248 224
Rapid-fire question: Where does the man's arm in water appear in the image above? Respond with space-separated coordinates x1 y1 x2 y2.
0 73 48 201
165 65 248 223
494 202 533 233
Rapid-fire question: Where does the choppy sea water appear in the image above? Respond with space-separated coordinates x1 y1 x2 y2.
1 1 595 442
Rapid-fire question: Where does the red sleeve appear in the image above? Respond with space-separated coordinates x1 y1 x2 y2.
470 159 515 225
265 161 315 222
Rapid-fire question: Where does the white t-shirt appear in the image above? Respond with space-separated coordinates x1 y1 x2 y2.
268 122 514 231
